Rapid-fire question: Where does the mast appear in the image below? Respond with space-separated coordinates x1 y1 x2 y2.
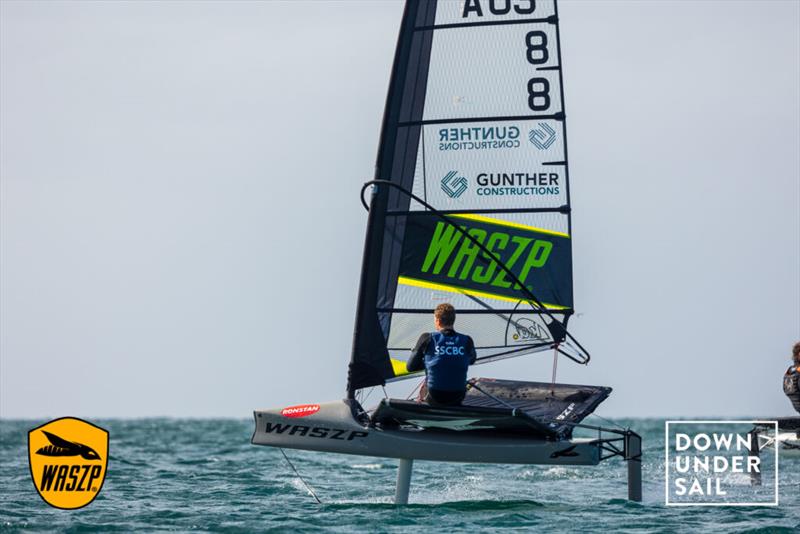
348 1 436 397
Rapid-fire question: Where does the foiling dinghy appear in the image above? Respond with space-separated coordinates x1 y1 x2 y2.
746 417 800 488
749 363 800 463
252 0 642 504
755 418 800 456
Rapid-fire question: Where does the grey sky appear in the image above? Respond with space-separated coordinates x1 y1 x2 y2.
1 0 798 419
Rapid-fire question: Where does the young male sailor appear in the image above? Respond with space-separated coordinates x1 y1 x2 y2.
406 303 477 406
783 341 800 414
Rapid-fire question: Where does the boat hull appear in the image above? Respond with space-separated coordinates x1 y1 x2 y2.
252 400 601 465
755 417 800 457
758 432 800 457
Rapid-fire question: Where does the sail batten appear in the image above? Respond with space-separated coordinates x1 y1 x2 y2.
348 0 580 395
398 114 562 126
414 17 557 32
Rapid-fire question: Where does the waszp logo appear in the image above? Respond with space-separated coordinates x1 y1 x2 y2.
441 170 468 198
528 122 556 149
28 417 109 509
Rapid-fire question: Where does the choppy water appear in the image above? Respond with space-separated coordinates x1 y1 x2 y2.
1 418 798 532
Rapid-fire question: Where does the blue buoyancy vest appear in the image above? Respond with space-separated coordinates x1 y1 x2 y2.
424 331 472 392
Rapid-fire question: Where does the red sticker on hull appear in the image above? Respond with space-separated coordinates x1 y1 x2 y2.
281 404 320 418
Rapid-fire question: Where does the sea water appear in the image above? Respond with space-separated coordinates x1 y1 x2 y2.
1 418 798 532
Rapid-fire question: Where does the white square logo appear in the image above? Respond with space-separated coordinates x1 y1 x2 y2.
665 420 779 506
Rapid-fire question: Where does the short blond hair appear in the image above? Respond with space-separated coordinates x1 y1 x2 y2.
434 303 456 327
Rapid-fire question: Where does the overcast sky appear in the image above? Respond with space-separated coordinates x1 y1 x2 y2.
1 0 798 419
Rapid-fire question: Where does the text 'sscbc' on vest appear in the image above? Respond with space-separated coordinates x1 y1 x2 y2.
424 332 472 392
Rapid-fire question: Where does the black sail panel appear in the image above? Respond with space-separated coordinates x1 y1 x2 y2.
349 0 577 394
348 1 438 394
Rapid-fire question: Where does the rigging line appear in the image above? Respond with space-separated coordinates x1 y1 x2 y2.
462 290 513 322
360 179 590 364
410 270 521 330
425 286 555 350
587 413 626 432
360 387 376 407
503 299 523 346
556 344 587 365
550 343 560 395
473 344 552 362
406 378 425 400
461 291 545 340
278 448 322 504
467 381 522 416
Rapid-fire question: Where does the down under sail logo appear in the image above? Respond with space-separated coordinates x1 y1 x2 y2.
441 170 468 198
529 122 557 150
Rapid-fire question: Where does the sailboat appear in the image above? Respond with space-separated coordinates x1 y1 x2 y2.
252 0 642 503
749 362 800 462
756 419 800 455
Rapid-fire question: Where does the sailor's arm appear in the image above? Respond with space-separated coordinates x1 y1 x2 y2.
467 336 477 365
406 333 431 372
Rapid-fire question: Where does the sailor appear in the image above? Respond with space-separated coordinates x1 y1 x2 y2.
783 341 800 414
406 303 477 406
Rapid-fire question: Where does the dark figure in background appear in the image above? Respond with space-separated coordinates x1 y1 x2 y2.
406 303 477 406
784 342 800 414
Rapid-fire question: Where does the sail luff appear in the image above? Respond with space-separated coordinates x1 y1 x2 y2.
348 0 438 396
